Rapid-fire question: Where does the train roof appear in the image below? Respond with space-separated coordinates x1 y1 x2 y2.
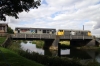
15 27 56 30
58 29 91 32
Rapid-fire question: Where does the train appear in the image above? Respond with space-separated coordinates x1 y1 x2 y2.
15 27 92 36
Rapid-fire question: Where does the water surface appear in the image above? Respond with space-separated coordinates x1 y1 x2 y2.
20 41 100 64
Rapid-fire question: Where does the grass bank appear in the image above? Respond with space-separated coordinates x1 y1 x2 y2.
0 47 43 66
0 37 6 45
8 40 22 53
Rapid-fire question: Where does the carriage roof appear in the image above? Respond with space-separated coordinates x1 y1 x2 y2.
15 27 56 30
58 29 91 32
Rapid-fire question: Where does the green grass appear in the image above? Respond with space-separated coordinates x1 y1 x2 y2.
8 41 21 53
32 40 44 48
59 41 70 46
0 37 6 45
0 47 43 66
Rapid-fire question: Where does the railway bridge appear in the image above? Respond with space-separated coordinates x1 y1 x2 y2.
10 33 97 49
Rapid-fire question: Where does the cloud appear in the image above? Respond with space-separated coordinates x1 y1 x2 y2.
0 0 100 35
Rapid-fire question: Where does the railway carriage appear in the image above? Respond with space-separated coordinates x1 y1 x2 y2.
15 27 56 35
57 29 91 36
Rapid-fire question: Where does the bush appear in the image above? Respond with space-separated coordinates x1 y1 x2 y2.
18 50 83 66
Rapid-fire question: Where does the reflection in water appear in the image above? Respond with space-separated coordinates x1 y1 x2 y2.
44 50 58 56
20 41 100 64
61 49 70 55
21 41 44 55
96 54 100 63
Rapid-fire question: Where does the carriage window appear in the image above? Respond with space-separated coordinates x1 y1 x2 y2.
47 30 50 33
0 27 2 30
59 30 63 32
35 30 37 33
43 30 46 33
52 32 54 34
47 31 49 33
47 30 49 32
81 32 83 34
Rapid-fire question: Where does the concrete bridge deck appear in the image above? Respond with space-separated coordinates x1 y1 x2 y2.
11 33 93 40
10 33 97 49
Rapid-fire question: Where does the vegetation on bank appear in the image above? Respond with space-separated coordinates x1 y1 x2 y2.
5 40 100 66
32 40 44 48
32 40 70 48
59 41 70 46
0 47 43 66
76 46 100 50
8 40 83 66
8 40 22 53
7 26 14 34
0 37 6 45
19 50 83 66
59 41 70 49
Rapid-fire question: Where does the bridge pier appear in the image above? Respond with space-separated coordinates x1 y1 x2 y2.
70 39 96 47
43 39 54 49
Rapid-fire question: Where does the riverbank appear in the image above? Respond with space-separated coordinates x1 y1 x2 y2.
1 39 100 66
76 46 100 50
7 40 84 66
0 47 43 66
32 40 44 48
0 37 6 45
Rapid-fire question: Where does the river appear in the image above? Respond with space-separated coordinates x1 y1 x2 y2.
20 41 100 65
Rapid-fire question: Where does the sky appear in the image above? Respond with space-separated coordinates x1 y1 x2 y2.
0 0 100 36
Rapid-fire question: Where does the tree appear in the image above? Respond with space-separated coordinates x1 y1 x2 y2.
0 0 41 21
7 27 14 34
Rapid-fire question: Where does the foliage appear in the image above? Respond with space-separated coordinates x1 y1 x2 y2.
32 40 44 48
59 41 70 46
7 41 83 66
87 61 100 66
7 41 21 53
22 40 28 44
0 37 6 45
19 50 83 66
7 27 14 34
0 0 41 21
0 47 43 66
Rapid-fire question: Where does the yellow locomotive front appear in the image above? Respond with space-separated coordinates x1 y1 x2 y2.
57 30 64 35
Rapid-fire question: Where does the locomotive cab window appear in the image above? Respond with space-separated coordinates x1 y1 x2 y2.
57 30 64 35
59 30 63 32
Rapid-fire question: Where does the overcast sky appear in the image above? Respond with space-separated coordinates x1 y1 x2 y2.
0 0 100 36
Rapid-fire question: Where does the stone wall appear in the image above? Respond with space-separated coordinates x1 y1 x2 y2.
1 35 11 47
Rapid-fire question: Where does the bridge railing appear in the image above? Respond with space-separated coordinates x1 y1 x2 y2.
11 34 56 39
11 34 93 40
60 35 93 39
